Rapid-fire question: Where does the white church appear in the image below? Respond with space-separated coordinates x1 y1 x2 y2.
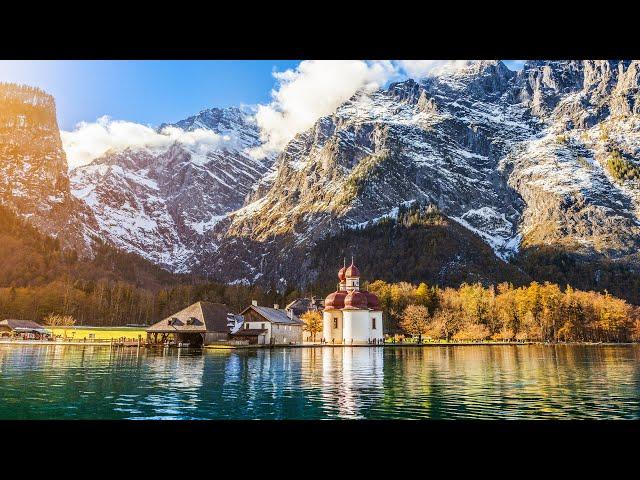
323 261 384 344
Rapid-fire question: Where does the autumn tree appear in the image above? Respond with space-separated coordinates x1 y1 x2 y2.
400 305 431 343
415 282 438 312
495 282 521 338
44 313 76 327
301 310 323 342
457 283 496 330
427 308 459 341
453 323 490 342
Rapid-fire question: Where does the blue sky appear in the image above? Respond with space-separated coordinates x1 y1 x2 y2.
0 60 299 130
1 60 525 131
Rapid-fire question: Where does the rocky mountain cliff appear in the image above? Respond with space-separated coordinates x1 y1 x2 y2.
0 83 96 254
202 60 640 289
4 61 640 298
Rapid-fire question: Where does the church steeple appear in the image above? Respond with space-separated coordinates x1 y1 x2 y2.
344 260 360 292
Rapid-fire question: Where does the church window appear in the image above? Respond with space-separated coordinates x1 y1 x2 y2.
333 318 338 329
372 318 376 330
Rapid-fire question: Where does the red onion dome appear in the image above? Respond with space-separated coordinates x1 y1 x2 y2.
344 290 368 309
325 291 347 310
345 262 360 278
338 266 346 282
365 291 380 310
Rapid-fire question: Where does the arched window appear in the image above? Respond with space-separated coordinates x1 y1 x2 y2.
372 317 376 330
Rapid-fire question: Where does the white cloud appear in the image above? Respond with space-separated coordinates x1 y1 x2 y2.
61 116 230 169
250 60 476 157
250 60 400 156
62 60 482 166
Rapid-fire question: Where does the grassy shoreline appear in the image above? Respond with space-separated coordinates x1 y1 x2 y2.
48 326 147 340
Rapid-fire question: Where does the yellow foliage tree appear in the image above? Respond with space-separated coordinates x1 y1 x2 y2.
44 313 76 327
400 304 430 343
300 310 323 342
453 323 490 342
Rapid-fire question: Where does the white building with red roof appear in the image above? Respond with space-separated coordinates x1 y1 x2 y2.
323 261 383 344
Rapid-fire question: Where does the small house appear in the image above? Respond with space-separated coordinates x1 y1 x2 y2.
232 301 304 345
146 301 230 347
0 319 50 339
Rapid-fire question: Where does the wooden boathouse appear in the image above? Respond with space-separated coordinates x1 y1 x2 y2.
146 301 230 347
0 319 51 339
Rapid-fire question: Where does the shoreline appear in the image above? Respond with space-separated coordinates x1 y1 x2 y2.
0 340 141 347
1 340 637 349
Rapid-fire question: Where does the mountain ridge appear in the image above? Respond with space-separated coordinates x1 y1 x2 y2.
3 61 640 301
209 61 640 288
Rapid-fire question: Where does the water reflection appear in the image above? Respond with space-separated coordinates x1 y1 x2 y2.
133 348 205 419
0 345 639 419
316 347 384 418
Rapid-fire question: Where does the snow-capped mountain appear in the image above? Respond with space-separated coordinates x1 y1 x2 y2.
203 60 640 286
69 107 273 271
504 61 640 261
4 61 640 292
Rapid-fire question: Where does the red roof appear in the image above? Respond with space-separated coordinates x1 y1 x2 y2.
324 291 347 310
344 290 368 309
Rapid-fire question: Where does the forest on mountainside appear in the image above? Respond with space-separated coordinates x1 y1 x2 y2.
310 203 640 305
309 205 531 293
0 205 294 325
516 246 640 305
2 202 640 340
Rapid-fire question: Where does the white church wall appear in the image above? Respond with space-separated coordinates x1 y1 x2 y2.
371 311 384 341
323 310 343 344
342 310 371 344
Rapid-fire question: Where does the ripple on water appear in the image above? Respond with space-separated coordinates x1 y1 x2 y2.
1 345 640 419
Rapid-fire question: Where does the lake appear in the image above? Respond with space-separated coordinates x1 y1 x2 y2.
1 344 639 419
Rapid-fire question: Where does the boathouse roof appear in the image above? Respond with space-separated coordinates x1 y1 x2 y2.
146 302 230 333
0 319 49 333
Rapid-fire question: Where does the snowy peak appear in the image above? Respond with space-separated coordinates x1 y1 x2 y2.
424 60 515 100
160 106 261 151
513 60 640 121
70 106 273 271
6 62 640 291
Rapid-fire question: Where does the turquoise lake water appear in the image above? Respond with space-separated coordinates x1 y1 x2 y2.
1 344 639 419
